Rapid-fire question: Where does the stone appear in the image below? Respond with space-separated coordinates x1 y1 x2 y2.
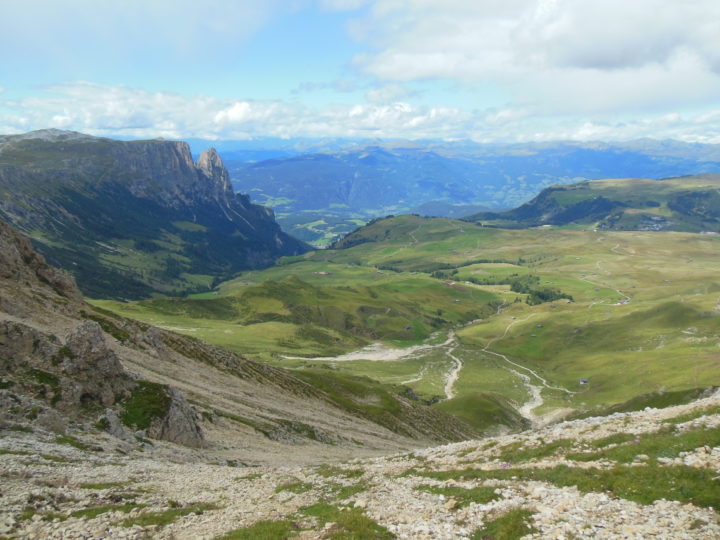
60 321 134 408
99 408 134 442
146 386 206 449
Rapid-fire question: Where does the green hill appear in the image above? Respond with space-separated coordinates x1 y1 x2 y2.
465 174 720 232
98 271 502 359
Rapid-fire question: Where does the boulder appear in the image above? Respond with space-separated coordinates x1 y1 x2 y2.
59 321 133 408
146 386 206 449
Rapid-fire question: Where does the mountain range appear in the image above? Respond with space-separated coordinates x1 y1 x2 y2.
0 129 309 299
227 138 720 244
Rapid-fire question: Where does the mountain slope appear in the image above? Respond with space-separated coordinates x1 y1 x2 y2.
0 129 309 299
466 173 720 232
3 375 718 538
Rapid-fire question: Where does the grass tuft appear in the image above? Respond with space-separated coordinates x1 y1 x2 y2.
216 519 296 539
120 380 171 430
300 503 395 539
415 484 500 507
472 508 536 539
120 503 219 528
275 480 314 494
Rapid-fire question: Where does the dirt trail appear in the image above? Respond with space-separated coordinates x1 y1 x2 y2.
377 224 423 262
480 314 577 426
442 335 462 400
283 333 455 362
286 304 577 420
286 330 465 401
583 246 632 302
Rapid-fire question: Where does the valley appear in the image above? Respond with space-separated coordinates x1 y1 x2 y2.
6 1 720 536
95 214 720 433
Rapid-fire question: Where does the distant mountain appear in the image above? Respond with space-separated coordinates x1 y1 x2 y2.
410 201 497 219
227 139 720 244
465 174 720 232
0 129 309 299
230 146 506 214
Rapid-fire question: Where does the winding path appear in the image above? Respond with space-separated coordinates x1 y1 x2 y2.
580 243 632 303
442 335 462 400
480 314 577 426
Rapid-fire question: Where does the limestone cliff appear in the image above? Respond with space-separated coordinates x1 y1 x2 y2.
0 129 309 299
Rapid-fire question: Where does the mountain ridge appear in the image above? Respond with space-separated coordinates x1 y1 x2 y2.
0 130 310 299
465 173 720 231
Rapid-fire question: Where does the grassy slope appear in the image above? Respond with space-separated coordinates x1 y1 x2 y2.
97 264 501 360
96 214 720 424
466 174 720 232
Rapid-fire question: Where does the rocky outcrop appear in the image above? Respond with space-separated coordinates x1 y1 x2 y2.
0 219 81 314
146 386 206 449
0 317 206 448
0 218 207 448
59 321 132 409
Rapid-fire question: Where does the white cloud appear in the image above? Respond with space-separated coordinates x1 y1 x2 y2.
349 0 720 114
0 82 474 140
365 84 413 103
1 81 720 143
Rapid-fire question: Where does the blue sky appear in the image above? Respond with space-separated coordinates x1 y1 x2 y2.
1 0 720 142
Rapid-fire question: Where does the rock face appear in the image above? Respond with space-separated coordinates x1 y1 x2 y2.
0 217 206 448
0 219 81 316
147 386 206 449
60 321 132 409
0 130 309 299
0 317 206 447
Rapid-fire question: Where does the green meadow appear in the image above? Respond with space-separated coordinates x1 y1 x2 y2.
94 215 720 430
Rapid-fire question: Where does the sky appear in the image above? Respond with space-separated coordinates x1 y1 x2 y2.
1 0 719 143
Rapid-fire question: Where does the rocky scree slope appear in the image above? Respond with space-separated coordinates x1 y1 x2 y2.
0 129 309 299
1 385 718 538
0 218 476 467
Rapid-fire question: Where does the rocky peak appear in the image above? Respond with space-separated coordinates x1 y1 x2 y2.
0 130 310 298
196 148 232 193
